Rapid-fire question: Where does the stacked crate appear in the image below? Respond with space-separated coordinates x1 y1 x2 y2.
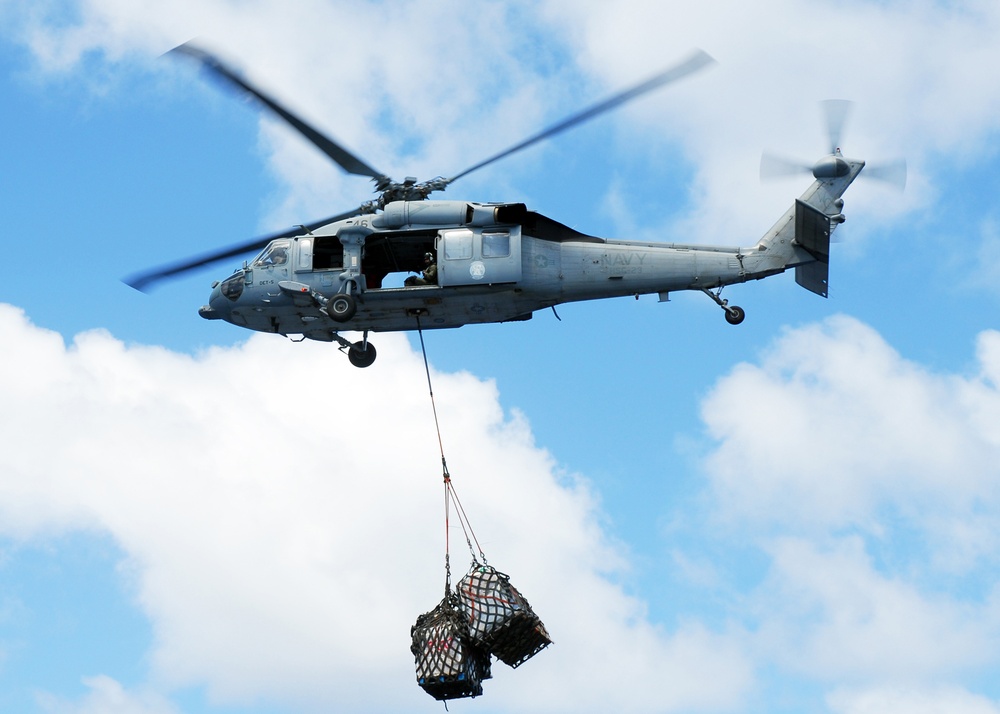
457 565 551 668
411 564 551 700
411 594 492 701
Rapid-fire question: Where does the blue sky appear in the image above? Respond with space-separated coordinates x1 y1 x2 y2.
2 1 1000 713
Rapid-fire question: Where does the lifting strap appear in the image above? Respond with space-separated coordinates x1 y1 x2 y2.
415 319 487 597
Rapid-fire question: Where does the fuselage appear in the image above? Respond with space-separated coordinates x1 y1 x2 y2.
199 200 768 340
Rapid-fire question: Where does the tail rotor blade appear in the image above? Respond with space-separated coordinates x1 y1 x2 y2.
821 99 854 153
865 158 907 190
760 151 812 180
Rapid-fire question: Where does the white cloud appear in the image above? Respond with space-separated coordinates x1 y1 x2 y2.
37 676 179 714
752 537 997 682
5 0 1000 274
0 303 752 712
701 315 1000 565
14 0 1000 249
828 684 1000 714
7 304 999 711
6 1 1000 711
692 314 1000 690
7 0 999 268
4 0 565 227
530 0 1000 246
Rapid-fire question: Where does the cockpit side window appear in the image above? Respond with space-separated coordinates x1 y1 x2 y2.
253 241 290 267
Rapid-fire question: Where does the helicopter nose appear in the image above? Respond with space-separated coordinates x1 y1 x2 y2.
199 283 225 320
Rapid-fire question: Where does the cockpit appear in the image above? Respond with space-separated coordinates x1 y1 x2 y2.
252 241 290 267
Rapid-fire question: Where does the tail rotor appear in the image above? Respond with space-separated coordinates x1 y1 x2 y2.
760 100 906 190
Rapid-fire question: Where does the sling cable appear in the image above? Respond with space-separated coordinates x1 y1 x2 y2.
408 319 551 702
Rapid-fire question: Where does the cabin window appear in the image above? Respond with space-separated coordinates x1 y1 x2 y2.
482 231 510 258
443 229 474 260
297 238 312 270
312 236 343 270
435 225 522 287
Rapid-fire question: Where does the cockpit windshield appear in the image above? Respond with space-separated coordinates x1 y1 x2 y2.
252 241 290 268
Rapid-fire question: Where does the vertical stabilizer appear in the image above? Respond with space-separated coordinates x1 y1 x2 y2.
793 199 832 297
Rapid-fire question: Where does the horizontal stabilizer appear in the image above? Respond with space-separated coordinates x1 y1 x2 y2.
794 199 831 297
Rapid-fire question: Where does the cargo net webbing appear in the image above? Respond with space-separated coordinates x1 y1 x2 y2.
457 564 552 668
410 593 492 701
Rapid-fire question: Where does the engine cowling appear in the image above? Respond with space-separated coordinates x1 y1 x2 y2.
373 200 529 229
373 201 470 229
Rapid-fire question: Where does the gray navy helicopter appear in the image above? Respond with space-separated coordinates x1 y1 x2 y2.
128 44 901 367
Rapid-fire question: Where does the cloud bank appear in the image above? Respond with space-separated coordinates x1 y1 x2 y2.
3 1 1000 712
693 315 1000 708
4 305 1000 713
0 304 750 713
11 0 1000 243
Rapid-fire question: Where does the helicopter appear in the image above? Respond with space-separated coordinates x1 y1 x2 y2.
127 44 891 368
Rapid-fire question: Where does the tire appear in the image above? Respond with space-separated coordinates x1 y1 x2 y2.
348 341 377 368
725 305 746 325
326 293 357 322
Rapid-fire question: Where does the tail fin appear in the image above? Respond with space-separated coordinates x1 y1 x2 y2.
793 199 832 297
750 155 863 297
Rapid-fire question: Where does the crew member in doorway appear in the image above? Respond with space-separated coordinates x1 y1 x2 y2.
405 252 438 286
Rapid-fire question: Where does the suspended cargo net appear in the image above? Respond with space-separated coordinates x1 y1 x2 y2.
457 564 551 668
410 323 551 701
411 593 492 701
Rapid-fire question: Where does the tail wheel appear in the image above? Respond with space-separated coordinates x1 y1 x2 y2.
327 293 357 322
725 305 746 325
348 341 377 368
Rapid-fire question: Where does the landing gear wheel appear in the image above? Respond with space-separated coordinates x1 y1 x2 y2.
725 305 746 325
348 340 377 368
326 293 357 322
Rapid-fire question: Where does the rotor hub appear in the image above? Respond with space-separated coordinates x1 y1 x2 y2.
812 151 851 180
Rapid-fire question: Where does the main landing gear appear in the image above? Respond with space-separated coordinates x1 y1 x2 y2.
331 331 377 368
701 288 746 325
322 285 374 366
325 292 357 322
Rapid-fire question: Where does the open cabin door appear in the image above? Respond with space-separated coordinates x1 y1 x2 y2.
436 226 522 287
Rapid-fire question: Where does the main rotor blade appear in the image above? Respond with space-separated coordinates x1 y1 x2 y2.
444 49 716 186
172 43 388 183
125 207 363 292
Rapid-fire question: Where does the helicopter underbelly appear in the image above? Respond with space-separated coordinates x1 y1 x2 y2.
229 284 538 337
354 286 534 331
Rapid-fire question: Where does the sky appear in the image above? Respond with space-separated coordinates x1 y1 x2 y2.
1 1 999 712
